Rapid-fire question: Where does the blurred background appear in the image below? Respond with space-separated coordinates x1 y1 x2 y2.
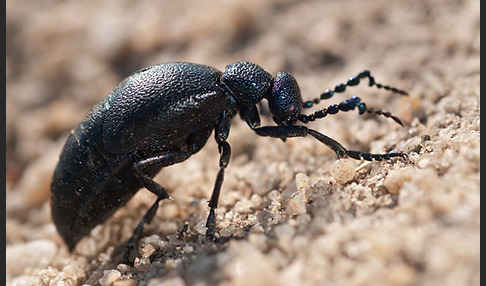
6 0 480 285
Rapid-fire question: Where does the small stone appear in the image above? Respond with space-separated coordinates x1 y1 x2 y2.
250 194 263 209
234 198 253 214
330 159 356 185
9 145 60 210
285 189 307 216
61 264 85 284
274 224 295 239
148 277 186 286
141 234 167 250
250 223 265 233
417 158 430 168
159 221 178 234
134 257 151 272
280 259 305 286
383 167 414 194
160 203 180 220
43 100 85 136
6 240 58 276
37 267 59 285
183 245 194 253
248 233 267 250
274 224 296 254
76 234 98 256
98 270 121 286
267 190 282 202
387 264 417 286
113 279 137 286
224 241 280 286
116 264 130 274
194 219 208 235
10 275 42 286
140 243 156 258
165 258 182 269
295 173 310 192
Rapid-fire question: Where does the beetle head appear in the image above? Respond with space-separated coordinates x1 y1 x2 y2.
265 72 303 125
222 61 273 107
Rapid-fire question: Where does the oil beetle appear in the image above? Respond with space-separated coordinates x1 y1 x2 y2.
50 61 408 259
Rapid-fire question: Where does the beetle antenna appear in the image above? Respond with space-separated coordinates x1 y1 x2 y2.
302 70 408 109
298 96 404 126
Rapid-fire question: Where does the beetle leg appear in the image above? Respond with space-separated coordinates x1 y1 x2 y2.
206 141 231 241
206 111 232 241
253 125 407 161
123 151 191 263
124 197 162 263
133 152 191 197
239 104 261 129
306 128 408 161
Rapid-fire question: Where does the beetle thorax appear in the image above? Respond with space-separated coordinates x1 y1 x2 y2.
222 61 273 107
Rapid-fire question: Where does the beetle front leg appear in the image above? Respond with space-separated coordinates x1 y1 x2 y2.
254 125 347 155
206 111 232 241
253 125 407 161
239 104 261 129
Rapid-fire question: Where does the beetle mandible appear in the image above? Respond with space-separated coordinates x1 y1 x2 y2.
50 61 408 258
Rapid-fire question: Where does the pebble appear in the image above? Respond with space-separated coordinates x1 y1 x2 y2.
330 159 356 185
387 264 417 286
113 280 137 286
148 277 186 286
285 190 307 216
224 241 280 286
295 173 310 192
141 234 168 250
134 257 151 272
6 240 58 276
234 198 253 214
140 243 156 258
98 270 121 286
383 167 414 194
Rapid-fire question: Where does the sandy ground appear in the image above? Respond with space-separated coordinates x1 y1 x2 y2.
6 0 480 285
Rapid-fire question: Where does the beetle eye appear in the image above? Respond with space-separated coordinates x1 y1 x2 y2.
266 72 303 124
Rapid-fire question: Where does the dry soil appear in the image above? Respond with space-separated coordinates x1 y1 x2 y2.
6 1 480 285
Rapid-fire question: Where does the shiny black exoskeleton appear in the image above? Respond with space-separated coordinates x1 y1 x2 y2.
51 61 408 259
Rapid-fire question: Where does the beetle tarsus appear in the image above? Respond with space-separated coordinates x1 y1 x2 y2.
205 208 218 242
123 197 162 264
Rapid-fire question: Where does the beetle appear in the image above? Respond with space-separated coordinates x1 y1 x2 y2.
50 61 408 259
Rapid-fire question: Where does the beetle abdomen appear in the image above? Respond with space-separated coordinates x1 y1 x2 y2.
50 121 145 250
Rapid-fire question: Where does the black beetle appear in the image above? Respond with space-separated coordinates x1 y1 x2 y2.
51 61 408 257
